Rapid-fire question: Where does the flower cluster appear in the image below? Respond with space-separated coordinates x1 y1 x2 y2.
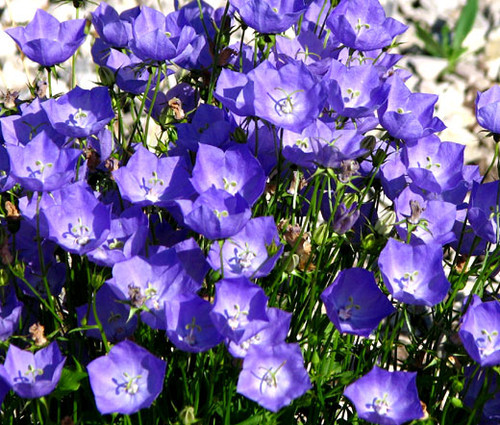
0 0 500 422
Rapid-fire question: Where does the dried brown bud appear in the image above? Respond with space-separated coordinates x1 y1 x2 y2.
35 80 48 99
128 284 145 308
84 148 101 172
217 47 237 66
5 201 20 221
105 157 120 173
2 89 19 109
339 159 360 183
29 322 47 346
0 237 13 265
408 199 425 225
168 97 185 120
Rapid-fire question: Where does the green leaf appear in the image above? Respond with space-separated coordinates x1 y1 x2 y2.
415 23 444 57
452 0 478 50
53 366 87 397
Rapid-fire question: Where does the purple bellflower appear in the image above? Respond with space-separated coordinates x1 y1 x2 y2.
468 181 500 244
237 343 312 412
164 293 224 353
87 340 166 415
326 0 407 51
379 75 445 142
129 6 197 63
5 9 86 66
41 181 112 255
0 289 23 341
0 342 66 399
344 365 423 425
378 238 450 306
459 295 500 367
227 307 291 358
6 132 81 192
91 2 133 48
190 144 266 206
229 0 312 34
77 283 137 343
113 144 195 207
40 86 114 138
321 268 395 337
208 216 283 279
177 187 252 240
0 97 66 147
476 86 500 134
209 277 269 344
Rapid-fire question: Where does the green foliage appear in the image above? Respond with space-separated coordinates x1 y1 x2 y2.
415 0 478 72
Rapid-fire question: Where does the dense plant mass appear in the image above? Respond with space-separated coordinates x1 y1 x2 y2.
1 0 500 423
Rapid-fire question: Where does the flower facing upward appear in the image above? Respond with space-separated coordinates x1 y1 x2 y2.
5 9 86 67
0 342 66 399
237 343 311 412
87 340 166 415
344 366 424 425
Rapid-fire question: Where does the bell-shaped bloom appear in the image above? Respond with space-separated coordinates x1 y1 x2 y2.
0 97 66 147
326 0 407 51
237 343 312 412
177 188 252 240
459 295 500 367
324 61 389 118
344 366 423 425
0 342 66 399
215 59 327 133
91 2 133 48
394 186 456 246
87 340 166 415
378 75 445 141
87 206 148 267
176 104 232 152
404 135 466 196
378 238 450 306
164 293 224 353
191 144 266 206
229 0 311 34
113 145 195 207
41 181 112 255
5 9 86 66
209 277 269 344
77 283 137 343
0 289 23 341
129 6 197 63
468 181 500 244
208 216 283 279
92 38 166 95
6 132 81 192
228 307 291 358
107 250 200 330
41 86 114 138
476 86 500 134
321 268 395 337
251 60 327 132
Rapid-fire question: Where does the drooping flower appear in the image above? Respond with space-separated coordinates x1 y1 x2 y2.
91 2 134 48
321 268 395 337
5 9 86 66
237 343 312 412
40 86 114 139
0 289 23 342
87 340 166 415
459 295 500 367
0 342 66 399
343 366 424 425
378 238 450 306
468 180 500 244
